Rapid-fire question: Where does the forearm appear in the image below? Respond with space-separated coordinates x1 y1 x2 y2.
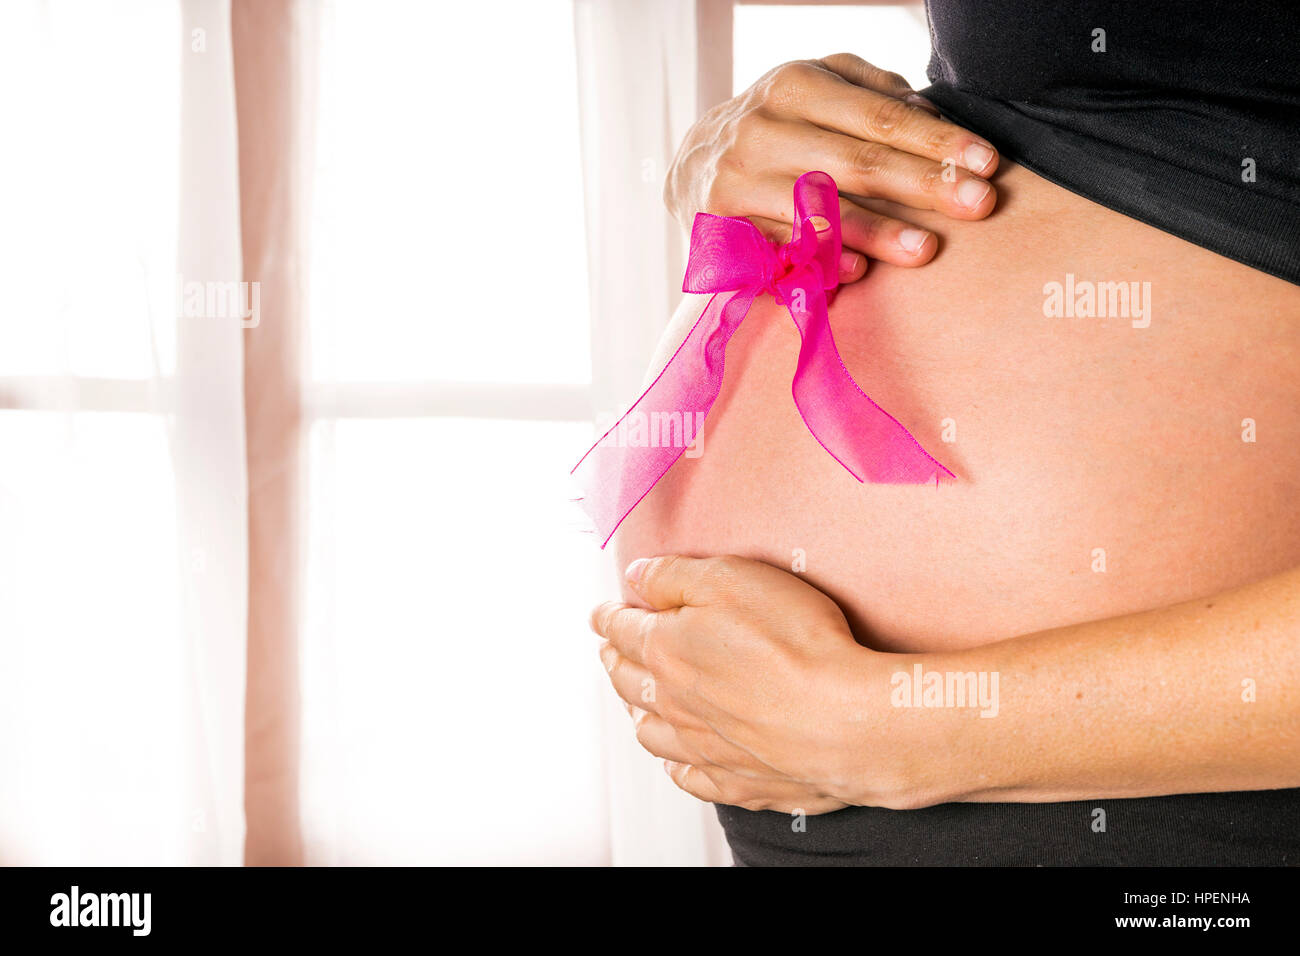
879 565 1300 806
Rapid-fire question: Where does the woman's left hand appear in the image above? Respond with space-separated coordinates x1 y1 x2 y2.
590 554 935 814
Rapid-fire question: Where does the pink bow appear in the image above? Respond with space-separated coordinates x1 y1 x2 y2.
573 171 953 547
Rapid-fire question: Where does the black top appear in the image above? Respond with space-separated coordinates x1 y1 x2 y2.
921 0 1300 285
715 0 1300 866
719 790 1300 867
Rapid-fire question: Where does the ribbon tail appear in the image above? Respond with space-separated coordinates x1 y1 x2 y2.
571 288 759 547
783 277 954 484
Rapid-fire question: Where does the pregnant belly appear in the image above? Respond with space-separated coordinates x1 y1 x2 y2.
613 162 1300 652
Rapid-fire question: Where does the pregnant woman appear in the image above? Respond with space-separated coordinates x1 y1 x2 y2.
589 1 1300 865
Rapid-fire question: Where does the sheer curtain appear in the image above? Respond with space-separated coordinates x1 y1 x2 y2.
0 0 246 865
572 0 731 867
291 0 609 866
287 0 728 866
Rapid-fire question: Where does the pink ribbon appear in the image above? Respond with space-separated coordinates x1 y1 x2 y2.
573 171 953 547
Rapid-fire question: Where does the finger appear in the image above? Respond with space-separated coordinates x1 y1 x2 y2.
816 53 916 97
599 641 661 715
626 553 816 612
764 121 996 220
623 554 764 610
664 761 844 814
672 722 788 777
664 761 726 804
589 601 655 665
747 214 872 279
743 213 793 246
817 55 946 122
754 201 932 269
902 92 942 117
781 61 998 176
709 166 942 265
603 643 758 771
838 200 938 267
630 709 696 763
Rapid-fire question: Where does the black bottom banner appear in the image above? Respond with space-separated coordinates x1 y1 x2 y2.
0 864 1294 943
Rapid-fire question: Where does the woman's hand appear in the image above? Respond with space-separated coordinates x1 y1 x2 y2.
665 53 1000 279
589 554 949 814
594 556 1300 813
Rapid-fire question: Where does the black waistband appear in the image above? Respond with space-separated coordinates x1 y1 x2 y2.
919 0 1300 286
718 788 1300 866
920 82 1300 287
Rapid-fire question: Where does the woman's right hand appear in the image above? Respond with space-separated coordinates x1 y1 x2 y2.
664 53 1000 281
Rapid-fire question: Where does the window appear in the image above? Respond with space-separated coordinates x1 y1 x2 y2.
300 0 606 865
734 3 932 93
0 0 226 864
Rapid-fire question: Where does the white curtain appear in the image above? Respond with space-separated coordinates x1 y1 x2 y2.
295 0 610 866
0 0 246 865
294 0 728 866
573 0 732 867
0 0 733 867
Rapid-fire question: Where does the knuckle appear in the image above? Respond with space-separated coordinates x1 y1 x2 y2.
701 555 741 589
636 615 662 663
646 553 680 589
925 125 962 159
602 645 623 680
656 696 686 726
641 636 673 680
693 554 748 605
881 70 911 92
730 108 764 143
845 139 890 179
918 161 948 194
841 201 883 243
678 727 711 761
764 60 820 106
865 93 912 136
819 51 862 73
701 172 732 214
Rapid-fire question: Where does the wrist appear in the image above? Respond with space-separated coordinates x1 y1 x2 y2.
834 647 1000 809
908 646 1011 804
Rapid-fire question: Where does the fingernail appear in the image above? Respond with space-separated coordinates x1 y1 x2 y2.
963 143 995 174
625 558 650 587
599 643 617 672
838 251 861 275
957 179 991 209
898 228 930 254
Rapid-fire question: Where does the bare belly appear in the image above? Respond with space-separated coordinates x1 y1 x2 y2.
614 162 1300 652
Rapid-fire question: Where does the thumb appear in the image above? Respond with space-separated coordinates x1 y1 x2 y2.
624 554 763 610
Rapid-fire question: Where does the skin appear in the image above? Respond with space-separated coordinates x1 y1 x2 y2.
591 556 1300 813
593 55 1300 813
665 54 999 279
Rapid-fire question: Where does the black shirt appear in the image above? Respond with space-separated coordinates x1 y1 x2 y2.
921 0 1300 285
